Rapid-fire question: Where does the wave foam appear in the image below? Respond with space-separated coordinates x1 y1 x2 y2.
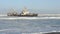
0 15 7 16
0 29 60 34
0 29 48 34
0 17 60 20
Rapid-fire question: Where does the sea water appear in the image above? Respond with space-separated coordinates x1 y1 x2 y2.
0 16 60 34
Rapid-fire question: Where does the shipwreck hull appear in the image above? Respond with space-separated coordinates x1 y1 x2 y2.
7 7 38 17
8 15 38 17
19 14 38 17
7 14 38 17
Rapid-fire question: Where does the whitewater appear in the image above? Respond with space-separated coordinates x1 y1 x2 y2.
0 15 60 19
0 14 60 20
0 14 60 34
0 16 60 20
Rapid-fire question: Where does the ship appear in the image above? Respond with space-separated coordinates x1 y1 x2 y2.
7 8 38 17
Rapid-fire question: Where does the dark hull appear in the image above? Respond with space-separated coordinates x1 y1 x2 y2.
7 14 38 17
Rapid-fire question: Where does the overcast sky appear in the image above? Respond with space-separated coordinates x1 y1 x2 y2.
0 0 60 14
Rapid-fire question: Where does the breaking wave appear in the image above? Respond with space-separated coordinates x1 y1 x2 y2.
0 29 60 34
0 14 7 16
0 17 60 20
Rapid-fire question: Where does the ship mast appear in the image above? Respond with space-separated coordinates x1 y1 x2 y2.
7 8 17 16
21 7 29 15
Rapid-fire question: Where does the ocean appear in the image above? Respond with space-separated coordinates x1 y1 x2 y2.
0 16 60 34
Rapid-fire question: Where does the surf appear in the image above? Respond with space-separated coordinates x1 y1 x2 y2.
0 17 60 20
0 29 60 34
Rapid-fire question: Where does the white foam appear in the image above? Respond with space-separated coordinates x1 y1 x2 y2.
0 29 60 34
0 29 14 31
0 28 21 32
22 33 43 34
41 30 60 33
0 17 60 20
0 15 7 16
0 17 38 20
0 29 43 34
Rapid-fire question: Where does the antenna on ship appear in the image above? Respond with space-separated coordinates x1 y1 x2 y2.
23 7 28 12
7 8 17 16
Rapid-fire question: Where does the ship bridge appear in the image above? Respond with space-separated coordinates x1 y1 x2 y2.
21 7 30 15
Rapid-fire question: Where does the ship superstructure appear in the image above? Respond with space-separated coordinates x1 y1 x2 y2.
7 7 38 17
